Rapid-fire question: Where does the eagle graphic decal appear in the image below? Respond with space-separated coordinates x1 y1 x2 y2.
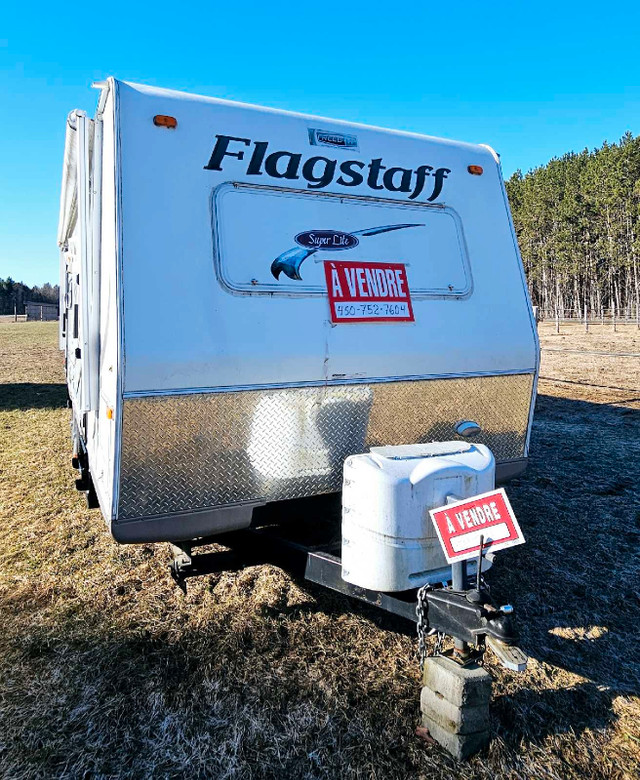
271 223 425 281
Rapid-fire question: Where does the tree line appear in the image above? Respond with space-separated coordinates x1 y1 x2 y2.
506 131 640 318
0 278 59 316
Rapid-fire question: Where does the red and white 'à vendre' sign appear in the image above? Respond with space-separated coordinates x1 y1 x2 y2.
323 260 414 323
429 488 525 564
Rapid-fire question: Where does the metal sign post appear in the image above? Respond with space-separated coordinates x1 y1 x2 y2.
451 559 468 657
447 495 473 659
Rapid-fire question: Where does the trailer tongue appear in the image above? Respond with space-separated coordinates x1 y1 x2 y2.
169 518 528 673
169 441 528 672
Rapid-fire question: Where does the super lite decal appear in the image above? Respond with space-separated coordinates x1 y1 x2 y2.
204 135 451 202
271 224 424 281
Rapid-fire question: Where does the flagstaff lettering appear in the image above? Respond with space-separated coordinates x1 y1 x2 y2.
204 134 451 202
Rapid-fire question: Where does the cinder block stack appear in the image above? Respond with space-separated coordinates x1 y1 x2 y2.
420 656 492 760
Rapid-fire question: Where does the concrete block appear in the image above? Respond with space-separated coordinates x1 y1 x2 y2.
421 714 490 761
420 685 490 735
422 656 492 707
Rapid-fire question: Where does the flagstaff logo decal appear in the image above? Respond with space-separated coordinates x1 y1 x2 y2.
204 135 451 202
271 223 424 281
308 128 359 151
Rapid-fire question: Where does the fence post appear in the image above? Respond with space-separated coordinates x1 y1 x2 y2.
612 304 616 333
14 305 17 323
555 309 560 334
584 303 588 333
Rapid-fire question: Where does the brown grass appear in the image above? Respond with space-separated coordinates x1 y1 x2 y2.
0 321 638 779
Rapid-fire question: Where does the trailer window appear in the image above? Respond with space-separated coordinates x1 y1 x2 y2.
212 183 471 298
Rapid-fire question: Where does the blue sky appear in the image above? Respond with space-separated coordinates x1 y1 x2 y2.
2 1 640 287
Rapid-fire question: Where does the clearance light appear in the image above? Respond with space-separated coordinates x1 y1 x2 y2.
467 165 484 176
106 407 114 420
153 115 177 129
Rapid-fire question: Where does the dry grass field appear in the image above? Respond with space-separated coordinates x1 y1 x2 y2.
0 321 638 779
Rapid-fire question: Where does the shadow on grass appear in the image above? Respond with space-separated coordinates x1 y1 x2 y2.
241 391 640 752
1 596 626 778
492 681 620 747
475 392 640 751
0 382 67 411
1 615 431 779
2 391 639 776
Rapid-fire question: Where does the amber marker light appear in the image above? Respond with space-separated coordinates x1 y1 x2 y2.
106 407 114 420
153 115 177 128
467 165 484 175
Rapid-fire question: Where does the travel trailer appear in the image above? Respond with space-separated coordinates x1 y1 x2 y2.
59 80 539 754
58 78 538 590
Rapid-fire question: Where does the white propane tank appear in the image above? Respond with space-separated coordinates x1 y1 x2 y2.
341 442 495 592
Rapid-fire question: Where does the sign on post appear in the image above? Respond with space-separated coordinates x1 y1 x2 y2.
324 260 414 323
429 488 525 564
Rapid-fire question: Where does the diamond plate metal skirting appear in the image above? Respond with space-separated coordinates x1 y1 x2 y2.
117 373 534 521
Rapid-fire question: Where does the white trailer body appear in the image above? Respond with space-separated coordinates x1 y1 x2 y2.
58 78 538 544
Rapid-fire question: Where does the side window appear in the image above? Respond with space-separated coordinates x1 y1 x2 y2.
212 183 472 298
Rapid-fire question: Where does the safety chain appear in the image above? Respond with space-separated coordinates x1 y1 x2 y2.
433 630 446 659
416 583 429 669
416 584 447 670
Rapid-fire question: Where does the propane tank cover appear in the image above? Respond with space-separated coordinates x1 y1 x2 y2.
341 442 495 592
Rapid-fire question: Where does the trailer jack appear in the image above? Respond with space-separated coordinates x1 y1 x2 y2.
169 541 243 593
71 441 99 510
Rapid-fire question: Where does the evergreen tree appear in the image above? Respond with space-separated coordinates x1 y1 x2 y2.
506 132 640 318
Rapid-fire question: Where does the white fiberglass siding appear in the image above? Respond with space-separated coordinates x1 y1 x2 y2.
114 80 537 393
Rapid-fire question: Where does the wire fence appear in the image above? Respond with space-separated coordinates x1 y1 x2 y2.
541 347 640 358
535 305 640 332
